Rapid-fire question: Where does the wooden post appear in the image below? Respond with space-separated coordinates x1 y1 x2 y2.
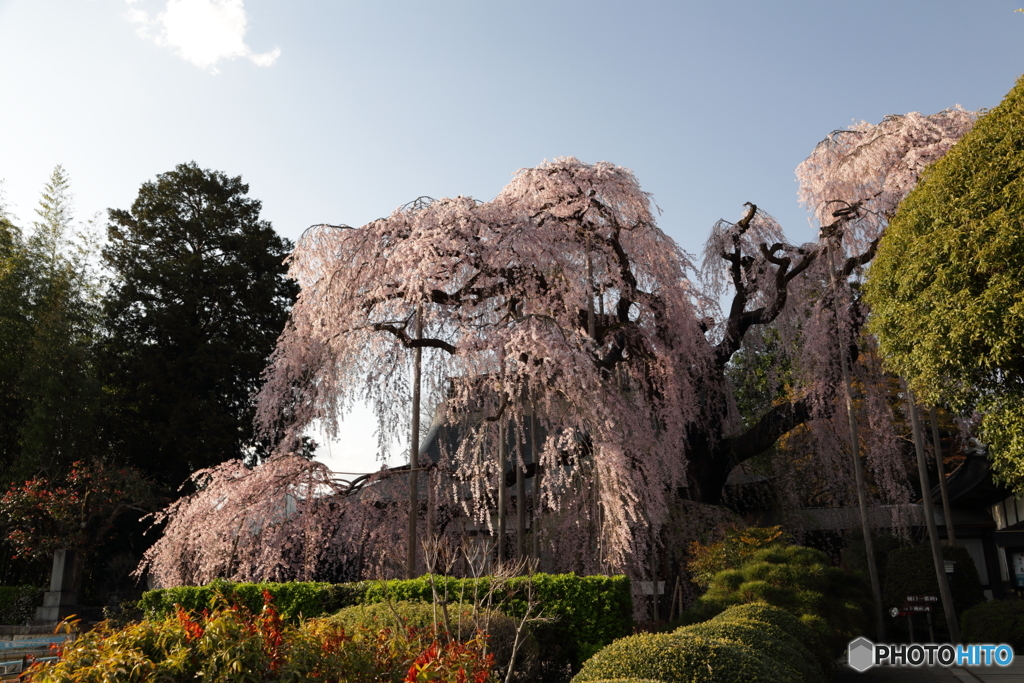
907 389 960 643
498 420 507 565
650 531 659 622
930 406 957 545
516 417 527 560
828 241 885 640
586 234 596 340
531 407 541 561
405 305 423 579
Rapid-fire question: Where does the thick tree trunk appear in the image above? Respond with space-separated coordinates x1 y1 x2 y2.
683 396 811 504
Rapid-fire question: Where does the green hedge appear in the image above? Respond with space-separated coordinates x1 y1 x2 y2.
137 578 368 621
139 573 632 672
0 585 43 625
361 573 632 659
961 599 1024 651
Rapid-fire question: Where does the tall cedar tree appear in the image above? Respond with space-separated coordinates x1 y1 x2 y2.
101 163 297 488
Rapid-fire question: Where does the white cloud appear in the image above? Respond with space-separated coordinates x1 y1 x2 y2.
125 0 280 74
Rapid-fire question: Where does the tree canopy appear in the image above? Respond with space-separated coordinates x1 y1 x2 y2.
865 75 1024 493
101 162 298 488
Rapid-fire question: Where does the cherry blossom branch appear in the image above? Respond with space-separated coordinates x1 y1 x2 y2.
371 322 457 354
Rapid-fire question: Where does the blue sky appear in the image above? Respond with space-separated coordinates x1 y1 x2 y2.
1 0 1021 473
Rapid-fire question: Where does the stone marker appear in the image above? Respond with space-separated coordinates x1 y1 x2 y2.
32 549 79 623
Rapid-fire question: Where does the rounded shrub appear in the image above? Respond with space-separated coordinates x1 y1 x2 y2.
330 600 538 681
571 631 799 683
680 619 824 683
961 599 1024 651
706 602 833 672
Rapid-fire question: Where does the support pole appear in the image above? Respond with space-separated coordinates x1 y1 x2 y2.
828 241 885 640
930 406 956 545
405 305 423 579
516 418 527 560
586 233 596 339
531 407 541 561
498 420 507 565
907 389 960 643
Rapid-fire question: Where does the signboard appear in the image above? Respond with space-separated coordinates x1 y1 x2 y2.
905 595 939 603
890 603 934 617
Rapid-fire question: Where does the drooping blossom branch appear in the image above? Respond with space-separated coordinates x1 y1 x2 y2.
149 112 977 587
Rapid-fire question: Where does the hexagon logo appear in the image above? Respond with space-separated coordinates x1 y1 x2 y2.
848 637 875 672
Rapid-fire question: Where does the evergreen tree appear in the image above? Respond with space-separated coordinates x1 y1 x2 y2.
101 162 298 488
866 75 1024 493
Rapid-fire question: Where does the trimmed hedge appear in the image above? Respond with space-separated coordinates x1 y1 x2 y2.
571 631 797 683
680 613 825 683
961 599 1024 651
137 578 367 621
361 573 632 661
139 573 631 671
0 585 43 625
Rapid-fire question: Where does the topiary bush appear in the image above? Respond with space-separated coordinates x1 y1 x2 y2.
960 598 1024 651
571 631 798 683
329 600 539 682
883 543 984 640
679 606 826 683
686 544 871 659
703 602 832 672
